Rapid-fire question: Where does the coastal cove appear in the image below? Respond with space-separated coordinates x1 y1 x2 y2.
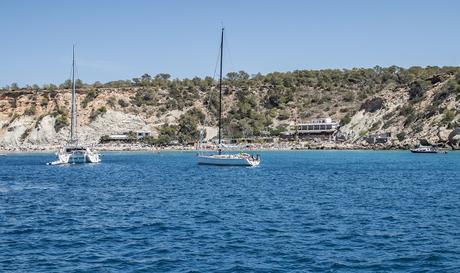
3 1 460 272
1 151 459 272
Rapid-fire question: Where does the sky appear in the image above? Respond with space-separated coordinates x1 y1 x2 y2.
1 0 459 86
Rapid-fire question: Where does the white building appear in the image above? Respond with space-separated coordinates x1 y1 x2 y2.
281 118 338 139
294 118 338 134
106 131 151 141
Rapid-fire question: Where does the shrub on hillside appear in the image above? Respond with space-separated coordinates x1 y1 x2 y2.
396 132 406 141
81 89 100 108
54 114 69 132
118 99 129 108
360 97 384 113
343 91 355 102
131 88 157 107
442 108 456 124
156 123 178 146
408 80 429 101
24 105 36 116
40 96 49 107
89 106 107 121
107 96 116 108
340 114 352 126
278 110 290 120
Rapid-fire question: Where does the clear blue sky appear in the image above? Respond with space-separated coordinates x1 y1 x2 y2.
1 0 459 86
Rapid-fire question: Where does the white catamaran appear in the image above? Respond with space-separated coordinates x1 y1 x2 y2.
48 46 101 165
197 28 260 167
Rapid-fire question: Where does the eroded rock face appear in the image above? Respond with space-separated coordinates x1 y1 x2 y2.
0 88 164 147
81 110 153 144
26 115 62 145
0 72 459 149
1 116 34 146
448 128 460 149
0 86 227 148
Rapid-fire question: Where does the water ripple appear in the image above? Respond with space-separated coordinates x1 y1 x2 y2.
1 151 460 272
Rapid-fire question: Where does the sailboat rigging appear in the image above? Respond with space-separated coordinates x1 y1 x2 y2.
197 28 260 166
47 45 101 165
217 26 223 155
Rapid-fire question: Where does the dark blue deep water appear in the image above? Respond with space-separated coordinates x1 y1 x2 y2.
1 151 460 272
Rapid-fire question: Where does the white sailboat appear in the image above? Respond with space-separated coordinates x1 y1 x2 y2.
197 28 260 167
47 46 101 165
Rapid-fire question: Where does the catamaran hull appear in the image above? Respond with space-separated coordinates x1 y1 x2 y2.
47 150 101 165
69 153 100 163
197 155 260 166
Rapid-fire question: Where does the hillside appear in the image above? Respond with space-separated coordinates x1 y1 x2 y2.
1 66 460 149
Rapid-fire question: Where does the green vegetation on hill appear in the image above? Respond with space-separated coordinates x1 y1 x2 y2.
145 107 205 145
2 66 460 145
81 89 100 108
89 106 107 121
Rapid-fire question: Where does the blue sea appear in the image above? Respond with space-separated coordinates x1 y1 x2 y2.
1 151 459 272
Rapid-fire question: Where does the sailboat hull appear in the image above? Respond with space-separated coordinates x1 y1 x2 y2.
197 154 260 166
197 29 261 168
48 147 101 165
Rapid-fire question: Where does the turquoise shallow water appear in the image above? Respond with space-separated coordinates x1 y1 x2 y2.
1 151 460 272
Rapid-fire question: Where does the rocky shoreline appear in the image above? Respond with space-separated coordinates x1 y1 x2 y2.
0 142 454 153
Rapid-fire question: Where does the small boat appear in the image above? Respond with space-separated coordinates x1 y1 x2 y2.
410 145 437 153
197 28 260 167
47 46 101 165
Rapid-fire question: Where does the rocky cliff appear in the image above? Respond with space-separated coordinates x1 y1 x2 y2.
1 66 460 149
0 88 181 147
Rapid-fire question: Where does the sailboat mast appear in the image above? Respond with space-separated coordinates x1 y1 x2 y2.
218 28 224 154
70 45 77 144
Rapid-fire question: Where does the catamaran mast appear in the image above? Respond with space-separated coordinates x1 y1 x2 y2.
218 28 224 154
70 45 77 145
